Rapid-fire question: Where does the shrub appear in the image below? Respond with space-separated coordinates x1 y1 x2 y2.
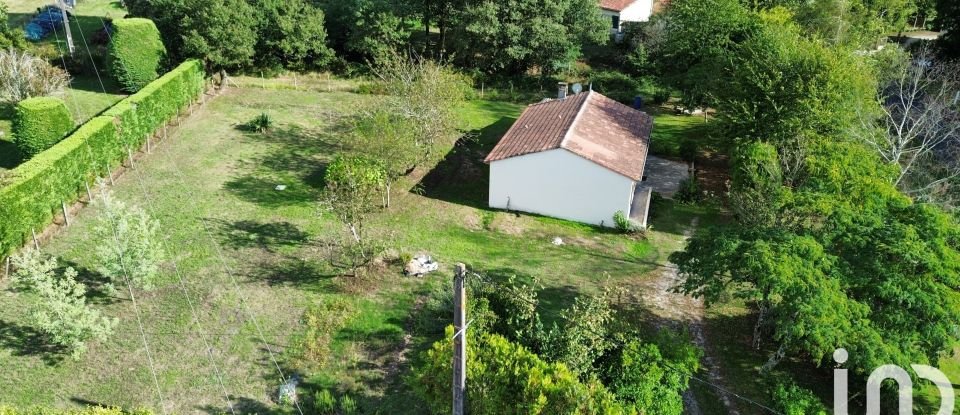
652 88 672 105
10 249 117 359
0 48 70 104
770 378 828 415
92 188 166 291
589 70 642 104
0 60 205 259
313 389 336 415
679 139 698 162
247 113 272 133
290 299 354 368
613 210 642 233
674 177 701 204
339 395 357 415
108 18 167 92
414 329 628 414
12 96 74 159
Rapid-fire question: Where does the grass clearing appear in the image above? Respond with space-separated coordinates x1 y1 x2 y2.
0 79 711 413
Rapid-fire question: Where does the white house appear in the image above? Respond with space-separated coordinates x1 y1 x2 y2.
484 88 654 228
601 0 656 34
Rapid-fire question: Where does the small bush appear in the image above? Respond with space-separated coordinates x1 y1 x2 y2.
679 139 698 162
0 48 70 104
12 96 74 158
770 377 828 415
247 113 272 133
652 88 671 105
107 18 166 92
339 395 357 415
613 210 642 233
675 177 701 204
290 299 354 368
313 389 336 415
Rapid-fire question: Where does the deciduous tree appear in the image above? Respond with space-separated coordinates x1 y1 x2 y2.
10 249 116 359
92 188 166 291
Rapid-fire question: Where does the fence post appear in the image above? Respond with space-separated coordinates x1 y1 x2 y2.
5 257 10 281
85 181 93 202
61 200 69 226
31 228 39 250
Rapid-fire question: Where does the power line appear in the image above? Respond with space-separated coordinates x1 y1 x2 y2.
100 187 169 415
72 18 238 414
149 100 306 415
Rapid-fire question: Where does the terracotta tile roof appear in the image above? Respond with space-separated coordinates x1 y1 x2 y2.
600 0 637 11
484 91 653 181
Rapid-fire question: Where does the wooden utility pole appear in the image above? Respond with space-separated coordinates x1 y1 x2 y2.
452 263 467 415
58 0 75 55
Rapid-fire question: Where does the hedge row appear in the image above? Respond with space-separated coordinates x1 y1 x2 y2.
12 97 74 159
108 18 166 92
0 60 205 258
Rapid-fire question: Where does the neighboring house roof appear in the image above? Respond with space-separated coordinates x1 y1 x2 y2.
484 91 653 181
600 0 637 12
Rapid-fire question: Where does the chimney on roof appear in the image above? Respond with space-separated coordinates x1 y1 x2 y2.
557 82 568 100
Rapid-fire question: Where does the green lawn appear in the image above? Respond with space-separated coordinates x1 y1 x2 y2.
0 80 707 413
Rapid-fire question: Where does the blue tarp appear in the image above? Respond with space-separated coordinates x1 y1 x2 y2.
24 7 67 42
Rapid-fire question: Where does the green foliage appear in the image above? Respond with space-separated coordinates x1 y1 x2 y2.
107 18 167 92
602 334 702 415
770 378 828 415
12 97 74 159
451 0 609 74
0 60 205 259
589 71 644 104
540 295 616 376
674 177 701 204
656 0 758 110
321 154 386 241
729 142 783 226
678 139 698 162
9 250 117 359
339 395 357 415
289 298 354 369
372 55 470 167
92 188 166 291
0 4 27 49
350 105 419 205
128 0 333 71
247 113 272 133
672 139 960 375
254 0 334 70
414 328 632 415
613 210 636 233
715 15 876 165
313 389 336 415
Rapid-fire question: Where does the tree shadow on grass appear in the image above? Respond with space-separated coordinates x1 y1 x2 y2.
224 124 339 208
0 319 67 365
209 219 312 253
417 117 517 209
58 260 124 306
246 255 342 294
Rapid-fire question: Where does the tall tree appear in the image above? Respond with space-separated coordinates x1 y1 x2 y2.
254 0 335 70
451 0 608 74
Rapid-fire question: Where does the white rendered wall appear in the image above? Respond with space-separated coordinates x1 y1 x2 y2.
620 0 654 22
488 149 635 227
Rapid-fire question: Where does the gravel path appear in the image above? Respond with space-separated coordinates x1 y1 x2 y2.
639 218 741 415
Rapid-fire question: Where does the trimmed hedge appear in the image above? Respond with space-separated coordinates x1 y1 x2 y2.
107 18 166 93
12 97 74 159
0 60 204 258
